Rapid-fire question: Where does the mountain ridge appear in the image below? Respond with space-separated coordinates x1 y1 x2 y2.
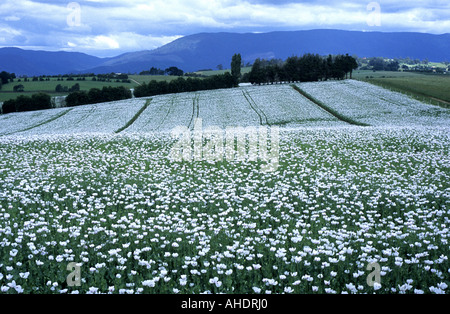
1 29 449 76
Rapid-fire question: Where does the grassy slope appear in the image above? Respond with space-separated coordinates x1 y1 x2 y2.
194 67 252 77
3 69 449 110
353 70 450 108
0 76 186 102
0 67 249 102
128 75 182 85
0 79 133 102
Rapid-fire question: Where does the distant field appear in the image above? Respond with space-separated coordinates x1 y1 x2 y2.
0 78 135 102
128 75 182 85
2 70 450 111
354 70 450 108
0 76 190 102
194 67 252 77
352 70 422 79
0 74 224 102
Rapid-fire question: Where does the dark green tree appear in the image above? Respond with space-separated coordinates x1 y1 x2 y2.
2 99 16 114
0 71 12 85
231 53 242 85
165 67 184 76
249 58 265 85
344 54 359 79
332 55 347 80
325 55 334 81
13 84 24 92
150 67 164 75
385 60 399 71
88 88 103 103
69 83 81 92
368 57 385 71
66 91 90 107
30 93 52 111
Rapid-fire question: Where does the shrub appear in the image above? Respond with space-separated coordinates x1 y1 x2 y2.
30 93 52 111
133 73 235 98
13 84 25 92
66 86 132 107
87 88 103 104
1 93 51 114
55 84 68 93
2 99 16 114
69 83 80 93
66 91 90 107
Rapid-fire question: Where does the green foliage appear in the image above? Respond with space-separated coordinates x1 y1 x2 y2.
165 67 184 76
2 98 16 114
0 71 14 85
1 93 52 114
231 53 242 85
358 73 450 108
55 84 66 93
66 86 132 107
248 54 359 85
368 57 400 72
55 83 80 93
65 91 90 107
134 73 235 98
13 84 25 92
248 58 265 85
140 67 162 75
70 83 80 93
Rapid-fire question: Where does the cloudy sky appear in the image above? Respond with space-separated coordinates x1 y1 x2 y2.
1 0 449 57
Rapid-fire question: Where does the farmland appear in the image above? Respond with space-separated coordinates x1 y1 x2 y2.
0 75 182 103
353 71 450 109
0 80 449 294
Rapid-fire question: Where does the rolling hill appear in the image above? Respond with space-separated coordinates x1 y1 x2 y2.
0 47 107 76
1 29 449 76
0 81 449 295
90 30 450 74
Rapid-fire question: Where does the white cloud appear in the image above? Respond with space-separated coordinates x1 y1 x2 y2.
61 32 183 56
4 16 21 22
0 0 448 55
0 25 22 36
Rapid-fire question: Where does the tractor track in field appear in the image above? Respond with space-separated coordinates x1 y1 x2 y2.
188 94 200 131
291 85 370 127
0 108 74 136
69 105 98 128
431 97 450 105
154 97 174 132
242 90 270 126
115 99 152 134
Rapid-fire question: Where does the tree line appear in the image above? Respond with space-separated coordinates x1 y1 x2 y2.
65 86 132 107
1 53 358 114
1 86 132 114
133 72 236 98
0 71 16 90
360 57 400 71
244 54 358 85
55 83 81 93
139 66 184 76
2 93 52 114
